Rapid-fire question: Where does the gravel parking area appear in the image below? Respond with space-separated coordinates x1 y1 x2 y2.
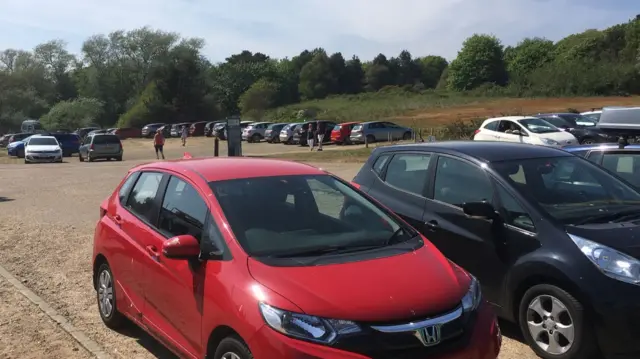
0 150 538 358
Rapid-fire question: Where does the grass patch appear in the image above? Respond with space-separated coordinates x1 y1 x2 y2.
265 147 374 163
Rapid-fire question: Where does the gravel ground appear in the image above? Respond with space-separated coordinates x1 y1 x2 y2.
0 142 539 359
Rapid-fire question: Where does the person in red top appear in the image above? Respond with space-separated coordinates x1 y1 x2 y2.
153 129 165 159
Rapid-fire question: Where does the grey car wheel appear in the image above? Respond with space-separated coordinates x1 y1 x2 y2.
526 294 575 355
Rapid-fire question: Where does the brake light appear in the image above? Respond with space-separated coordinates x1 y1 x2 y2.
351 181 361 189
473 129 481 135
90 144 94 150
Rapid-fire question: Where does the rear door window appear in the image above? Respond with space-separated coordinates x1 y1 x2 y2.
602 153 640 186
384 154 432 196
126 172 164 223
483 121 499 131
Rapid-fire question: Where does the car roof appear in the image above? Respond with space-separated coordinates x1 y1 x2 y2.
134 157 325 182
563 143 640 152
484 116 538 122
339 121 360 125
376 141 572 162
535 113 579 116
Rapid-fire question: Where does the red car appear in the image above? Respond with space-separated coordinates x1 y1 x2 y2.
92 157 501 359
331 122 360 144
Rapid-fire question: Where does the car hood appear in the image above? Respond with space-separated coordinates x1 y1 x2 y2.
7 141 23 148
27 145 59 151
247 245 470 322
566 224 640 259
540 131 576 143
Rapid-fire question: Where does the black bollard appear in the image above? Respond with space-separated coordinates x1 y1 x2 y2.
214 137 219 156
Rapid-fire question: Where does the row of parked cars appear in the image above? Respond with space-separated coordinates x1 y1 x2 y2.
92 132 640 359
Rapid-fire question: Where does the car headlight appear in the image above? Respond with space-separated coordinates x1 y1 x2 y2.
569 234 640 285
259 303 361 344
461 275 482 312
540 138 559 146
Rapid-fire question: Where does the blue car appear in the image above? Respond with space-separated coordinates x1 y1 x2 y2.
51 133 81 156
6 135 33 157
564 143 640 187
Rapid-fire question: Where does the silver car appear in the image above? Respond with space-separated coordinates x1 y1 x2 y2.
79 134 123 162
279 122 303 144
242 122 273 143
350 121 413 144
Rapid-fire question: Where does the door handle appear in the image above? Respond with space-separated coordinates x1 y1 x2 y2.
145 245 160 261
425 220 440 231
113 214 122 226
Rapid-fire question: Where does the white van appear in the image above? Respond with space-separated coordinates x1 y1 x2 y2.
473 116 577 148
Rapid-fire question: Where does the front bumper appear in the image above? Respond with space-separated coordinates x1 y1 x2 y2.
350 133 364 143
25 152 62 162
248 302 500 359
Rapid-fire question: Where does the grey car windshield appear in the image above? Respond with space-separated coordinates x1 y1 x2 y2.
210 174 415 257
492 156 640 224
29 137 58 146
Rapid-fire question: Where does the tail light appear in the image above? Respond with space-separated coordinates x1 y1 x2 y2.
90 144 94 150
473 129 481 135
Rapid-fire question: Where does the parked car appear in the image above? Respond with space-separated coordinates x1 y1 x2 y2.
596 106 640 140
241 121 273 142
264 123 287 143
213 122 227 139
169 122 190 137
88 129 110 136
157 125 172 137
111 127 141 139
23 135 63 164
293 120 337 146
204 121 225 137
0 134 14 147
331 121 359 145
7 132 34 145
353 141 640 359
6 135 33 157
564 143 640 188
92 157 501 359
189 121 208 136
79 134 123 162
141 123 165 138
278 122 302 144
75 127 101 139
350 121 413 144
581 109 602 122
51 133 82 157
534 113 617 144
473 116 577 148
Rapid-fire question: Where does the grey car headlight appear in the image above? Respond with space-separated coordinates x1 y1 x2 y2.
461 275 482 312
569 234 640 285
259 303 361 343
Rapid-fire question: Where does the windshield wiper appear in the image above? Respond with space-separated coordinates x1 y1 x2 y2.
267 244 385 258
572 209 640 225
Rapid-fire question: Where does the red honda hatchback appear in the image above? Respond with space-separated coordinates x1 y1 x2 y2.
92 157 501 359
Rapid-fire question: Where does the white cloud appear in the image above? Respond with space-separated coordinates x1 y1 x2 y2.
0 0 634 62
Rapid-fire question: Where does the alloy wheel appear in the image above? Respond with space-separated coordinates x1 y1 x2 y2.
526 294 575 355
98 270 114 317
221 353 241 359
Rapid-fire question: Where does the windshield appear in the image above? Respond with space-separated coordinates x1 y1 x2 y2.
559 114 596 127
28 137 58 146
210 174 416 257
518 118 559 134
352 124 363 131
492 156 640 225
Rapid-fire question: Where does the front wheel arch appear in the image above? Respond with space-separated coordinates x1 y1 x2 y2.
207 325 243 357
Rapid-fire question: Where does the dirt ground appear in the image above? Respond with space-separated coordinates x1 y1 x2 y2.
394 95 640 126
0 139 538 359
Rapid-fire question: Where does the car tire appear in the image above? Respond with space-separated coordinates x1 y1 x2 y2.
115 156 122 161
251 134 261 143
78 153 84 162
24 159 29 164
213 336 253 359
88 155 94 162
96 262 126 329
366 134 375 144
518 284 599 359
403 131 412 140
580 137 595 145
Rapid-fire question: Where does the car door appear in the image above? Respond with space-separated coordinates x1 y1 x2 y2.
140 174 210 357
421 154 510 305
115 171 165 321
496 120 527 143
367 152 431 230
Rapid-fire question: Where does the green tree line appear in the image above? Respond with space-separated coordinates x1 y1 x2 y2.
1 16 639 132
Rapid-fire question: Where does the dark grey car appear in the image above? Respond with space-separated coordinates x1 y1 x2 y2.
79 134 123 162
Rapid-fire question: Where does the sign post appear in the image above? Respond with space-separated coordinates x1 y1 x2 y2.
227 117 242 156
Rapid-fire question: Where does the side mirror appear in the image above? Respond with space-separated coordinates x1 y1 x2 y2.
462 201 497 219
162 234 201 259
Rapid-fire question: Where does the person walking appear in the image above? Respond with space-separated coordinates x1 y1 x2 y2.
181 125 188 146
153 129 165 159
307 122 316 151
316 120 326 151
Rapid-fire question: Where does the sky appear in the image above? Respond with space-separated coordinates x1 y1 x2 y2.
0 0 637 63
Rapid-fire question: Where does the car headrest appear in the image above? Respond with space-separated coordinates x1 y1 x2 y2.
388 159 407 172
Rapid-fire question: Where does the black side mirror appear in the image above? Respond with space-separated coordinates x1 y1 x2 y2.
462 201 497 219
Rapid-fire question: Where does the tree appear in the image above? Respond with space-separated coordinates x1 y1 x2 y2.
40 97 104 130
447 34 508 91
343 56 365 94
238 79 279 119
417 56 448 88
298 51 335 100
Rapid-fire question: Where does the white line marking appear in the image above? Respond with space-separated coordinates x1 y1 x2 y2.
0 263 112 359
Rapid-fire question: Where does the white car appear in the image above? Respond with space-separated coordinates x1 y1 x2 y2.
473 116 577 148
24 135 63 164
581 110 602 123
